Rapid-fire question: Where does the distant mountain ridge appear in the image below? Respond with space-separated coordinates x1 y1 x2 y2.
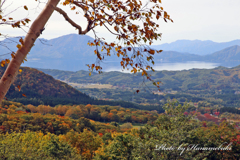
1 34 240 71
39 64 240 93
152 39 240 55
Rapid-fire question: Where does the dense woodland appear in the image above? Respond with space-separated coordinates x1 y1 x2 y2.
0 100 239 159
0 67 164 112
0 66 240 159
1 0 240 158
40 66 240 109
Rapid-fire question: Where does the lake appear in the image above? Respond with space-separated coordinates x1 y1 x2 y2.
104 61 220 73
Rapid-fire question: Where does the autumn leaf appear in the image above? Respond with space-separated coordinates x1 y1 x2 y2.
1 60 5 67
11 52 15 59
16 44 22 49
148 50 155 55
17 85 21 91
24 5 28 10
22 93 27 97
19 69 22 73
19 38 24 45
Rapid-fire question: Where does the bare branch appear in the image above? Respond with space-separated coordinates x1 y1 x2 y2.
54 6 83 34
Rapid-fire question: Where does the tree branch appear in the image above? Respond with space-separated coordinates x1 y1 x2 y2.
54 6 84 34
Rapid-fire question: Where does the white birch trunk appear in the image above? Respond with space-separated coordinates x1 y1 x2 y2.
0 0 60 103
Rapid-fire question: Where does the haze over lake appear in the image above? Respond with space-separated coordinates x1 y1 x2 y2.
104 61 220 73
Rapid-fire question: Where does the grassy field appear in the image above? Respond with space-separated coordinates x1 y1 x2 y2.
68 83 114 89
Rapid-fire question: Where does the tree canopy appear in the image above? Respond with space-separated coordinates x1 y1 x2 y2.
0 0 172 103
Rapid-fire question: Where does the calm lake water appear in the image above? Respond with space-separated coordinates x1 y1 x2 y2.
104 61 220 73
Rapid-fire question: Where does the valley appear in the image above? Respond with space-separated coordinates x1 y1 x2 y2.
1 35 240 159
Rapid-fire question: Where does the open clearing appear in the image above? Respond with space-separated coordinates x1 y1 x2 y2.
68 82 113 89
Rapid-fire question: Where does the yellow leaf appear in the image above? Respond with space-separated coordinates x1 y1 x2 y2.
16 44 22 49
19 69 22 73
89 72 91 76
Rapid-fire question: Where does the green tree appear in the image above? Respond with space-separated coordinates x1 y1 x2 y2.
96 100 240 159
0 130 81 159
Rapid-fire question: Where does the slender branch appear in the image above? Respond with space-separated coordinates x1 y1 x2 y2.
72 1 94 34
54 5 94 34
54 6 83 34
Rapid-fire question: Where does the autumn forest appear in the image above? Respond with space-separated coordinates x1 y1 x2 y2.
1 0 240 159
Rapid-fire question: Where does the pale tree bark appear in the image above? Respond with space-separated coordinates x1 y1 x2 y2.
0 0 60 103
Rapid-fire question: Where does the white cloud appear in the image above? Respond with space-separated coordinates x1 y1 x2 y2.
1 0 240 45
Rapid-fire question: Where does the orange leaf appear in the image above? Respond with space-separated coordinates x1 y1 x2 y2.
5 59 10 64
17 85 21 91
11 52 15 58
148 50 155 55
19 38 24 45
22 94 27 97
16 44 22 49
1 60 5 67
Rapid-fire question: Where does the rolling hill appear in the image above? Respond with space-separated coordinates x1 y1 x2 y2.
39 64 240 93
0 66 163 111
39 65 240 107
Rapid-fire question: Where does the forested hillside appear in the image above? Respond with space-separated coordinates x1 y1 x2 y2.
40 65 240 91
0 66 163 112
40 65 240 108
0 100 239 159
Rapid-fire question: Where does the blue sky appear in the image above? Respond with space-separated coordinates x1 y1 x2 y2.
1 0 240 45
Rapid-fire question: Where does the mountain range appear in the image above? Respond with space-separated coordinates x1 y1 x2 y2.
1 34 240 71
151 39 240 55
